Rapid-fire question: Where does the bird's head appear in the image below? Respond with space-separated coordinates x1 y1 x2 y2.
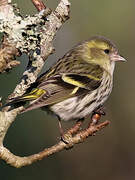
81 36 126 75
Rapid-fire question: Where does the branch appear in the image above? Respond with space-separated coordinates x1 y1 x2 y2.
0 1 21 73
0 119 110 168
9 0 70 98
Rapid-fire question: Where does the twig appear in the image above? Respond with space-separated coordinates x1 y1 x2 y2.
32 0 46 11
0 119 109 168
0 0 9 6
67 119 83 135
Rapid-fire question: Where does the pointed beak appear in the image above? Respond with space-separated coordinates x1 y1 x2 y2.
110 54 126 62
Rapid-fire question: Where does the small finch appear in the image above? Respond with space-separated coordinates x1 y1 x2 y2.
8 36 126 121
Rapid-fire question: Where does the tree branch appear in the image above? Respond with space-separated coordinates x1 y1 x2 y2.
0 1 21 73
0 119 109 168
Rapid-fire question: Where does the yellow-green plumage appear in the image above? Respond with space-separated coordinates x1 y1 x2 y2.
8 36 126 121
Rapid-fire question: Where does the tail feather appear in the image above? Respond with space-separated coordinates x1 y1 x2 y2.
5 95 37 107
4 88 46 107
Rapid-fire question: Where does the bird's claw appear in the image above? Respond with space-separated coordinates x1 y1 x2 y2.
61 134 74 149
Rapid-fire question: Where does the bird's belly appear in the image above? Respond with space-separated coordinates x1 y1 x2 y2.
50 76 112 121
50 90 102 121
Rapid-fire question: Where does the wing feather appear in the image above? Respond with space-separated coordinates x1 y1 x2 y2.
9 61 104 113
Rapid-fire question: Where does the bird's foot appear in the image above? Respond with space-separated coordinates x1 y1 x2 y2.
93 106 106 116
61 133 74 149
91 106 106 125
58 121 73 148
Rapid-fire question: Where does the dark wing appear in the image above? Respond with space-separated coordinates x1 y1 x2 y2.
8 52 104 113
20 71 103 113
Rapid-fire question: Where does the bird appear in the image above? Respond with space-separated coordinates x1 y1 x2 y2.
8 36 126 122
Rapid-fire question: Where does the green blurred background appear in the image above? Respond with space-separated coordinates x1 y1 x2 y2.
0 0 135 179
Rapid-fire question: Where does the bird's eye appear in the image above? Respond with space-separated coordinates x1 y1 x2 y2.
104 49 110 54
